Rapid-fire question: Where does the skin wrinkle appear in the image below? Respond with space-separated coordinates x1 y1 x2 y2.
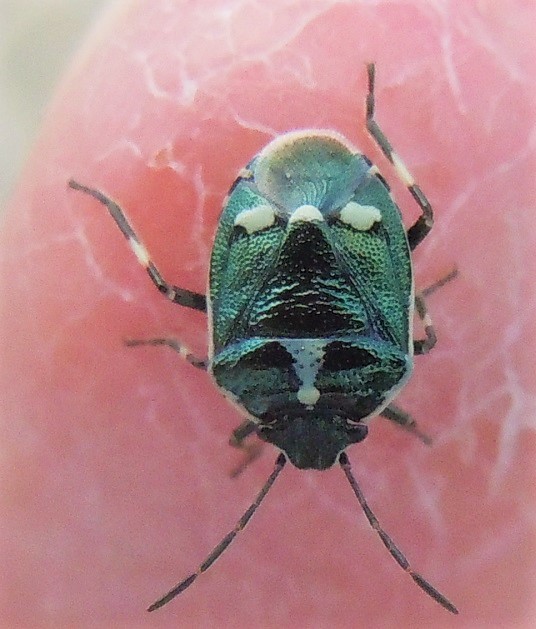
407 462 447 535
98 139 144 162
147 143 188 175
231 113 280 139
132 2 333 107
455 5 528 82
451 143 534 489
457 519 526 575
440 29 467 115
190 165 212 273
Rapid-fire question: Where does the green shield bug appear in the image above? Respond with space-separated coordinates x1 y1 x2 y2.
69 63 458 615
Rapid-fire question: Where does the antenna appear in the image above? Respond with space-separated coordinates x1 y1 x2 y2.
339 452 458 614
148 453 286 611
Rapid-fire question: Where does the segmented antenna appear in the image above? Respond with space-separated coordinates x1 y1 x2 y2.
339 452 458 614
148 453 286 612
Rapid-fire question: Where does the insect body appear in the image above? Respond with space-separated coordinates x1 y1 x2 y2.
211 129 414 471
69 64 458 614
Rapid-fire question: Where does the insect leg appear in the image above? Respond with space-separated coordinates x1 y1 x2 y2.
125 337 207 370
413 268 458 355
229 419 263 478
365 63 433 251
148 453 286 612
339 452 458 615
413 292 437 355
381 404 432 446
68 180 206 312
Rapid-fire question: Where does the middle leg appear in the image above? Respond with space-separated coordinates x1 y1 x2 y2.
381 404 432 446
125 336 207 370
413 268 458 355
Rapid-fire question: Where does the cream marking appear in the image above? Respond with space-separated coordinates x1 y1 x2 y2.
283 340 325 408
128 237 150 267
125 336 207 370
391 152 415 187
339 201 382 230
297 385 321 406
234 204 276 234
288 204 324 224
238 167 254 180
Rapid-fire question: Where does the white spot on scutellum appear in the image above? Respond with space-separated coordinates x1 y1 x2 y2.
129 238 150 267
297 385 321 406
288 204 324 224
234 204 276 234
339 201 382 230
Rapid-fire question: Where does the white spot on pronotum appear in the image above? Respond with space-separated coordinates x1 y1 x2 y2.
129 238 150 267
288 204 324 224
391 152 415 187
339 201 382 230
234 204 276 234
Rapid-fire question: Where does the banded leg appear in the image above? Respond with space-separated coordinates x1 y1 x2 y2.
229 419 263 478
413 268 458 355
381 404 432 446
68 180 206 312
365 63 433 251
387 269 458 441
125 337 207 370
413 292 436 355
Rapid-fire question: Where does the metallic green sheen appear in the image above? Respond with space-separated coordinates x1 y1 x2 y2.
208 132 413 469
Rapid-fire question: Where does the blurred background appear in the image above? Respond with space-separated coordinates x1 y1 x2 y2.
0 0 106 205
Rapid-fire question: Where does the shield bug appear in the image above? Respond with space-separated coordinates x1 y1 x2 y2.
69 63 458 614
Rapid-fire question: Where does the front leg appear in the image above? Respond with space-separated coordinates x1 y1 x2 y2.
68 180 206 312
365 63 434 251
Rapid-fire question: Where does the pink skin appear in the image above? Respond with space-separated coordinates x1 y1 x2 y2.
1 1 535 626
